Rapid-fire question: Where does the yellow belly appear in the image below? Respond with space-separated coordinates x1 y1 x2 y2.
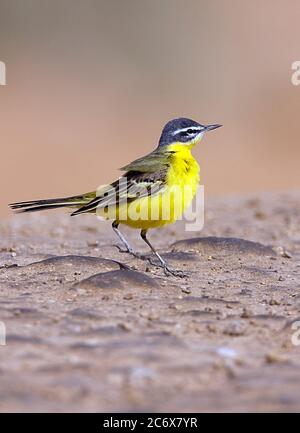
100 145 200 230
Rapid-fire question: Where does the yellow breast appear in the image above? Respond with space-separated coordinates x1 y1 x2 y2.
164 143 200 220
118 143 200 229
166 143 200 195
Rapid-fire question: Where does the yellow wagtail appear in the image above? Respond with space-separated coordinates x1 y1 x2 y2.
10 118 221 276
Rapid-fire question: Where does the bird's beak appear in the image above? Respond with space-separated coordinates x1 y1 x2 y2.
205 124 222 131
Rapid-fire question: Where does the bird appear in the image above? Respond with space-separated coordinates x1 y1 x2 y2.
9 118 221 276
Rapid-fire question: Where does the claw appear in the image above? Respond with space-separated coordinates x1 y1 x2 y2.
113 244 133 254
147 257 188 278
147 257 162 267
113 238 188 278
113 244 147 260
163 266 188 278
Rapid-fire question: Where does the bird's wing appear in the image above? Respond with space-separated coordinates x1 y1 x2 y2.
71 159 170 216
120 147 173 173
72 148 172 216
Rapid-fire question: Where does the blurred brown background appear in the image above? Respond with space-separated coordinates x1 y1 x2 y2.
0 0 299 217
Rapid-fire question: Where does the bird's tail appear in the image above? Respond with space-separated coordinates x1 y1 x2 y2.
9 191 96 214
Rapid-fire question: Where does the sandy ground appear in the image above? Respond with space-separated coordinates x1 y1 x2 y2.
0 192 300 412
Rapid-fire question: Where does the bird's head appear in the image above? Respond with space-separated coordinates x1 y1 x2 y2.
158 117 222 148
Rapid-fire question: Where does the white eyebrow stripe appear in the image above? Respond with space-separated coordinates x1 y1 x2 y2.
172 126 204 135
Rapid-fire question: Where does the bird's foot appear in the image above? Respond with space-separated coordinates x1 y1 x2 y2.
163 266 188 278
113 244 147 260
147 257 188 278
114 244 134 254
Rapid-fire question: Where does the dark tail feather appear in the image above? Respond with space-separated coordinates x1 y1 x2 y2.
9 192 95 214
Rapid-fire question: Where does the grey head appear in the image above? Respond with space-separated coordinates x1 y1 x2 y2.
158 117 222 147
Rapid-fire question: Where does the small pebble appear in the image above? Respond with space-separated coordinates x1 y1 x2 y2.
241 308 252 318
269 298 281 306
118 322 132 332
265 352 287 364
181 287 192 294
223 320 246 336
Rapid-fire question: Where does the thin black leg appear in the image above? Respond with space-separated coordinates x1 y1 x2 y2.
140 229 186 277
112 220 136 254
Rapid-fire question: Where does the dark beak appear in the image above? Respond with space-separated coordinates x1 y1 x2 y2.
205 124 222 131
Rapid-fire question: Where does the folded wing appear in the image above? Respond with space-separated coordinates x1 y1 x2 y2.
71 170 168 216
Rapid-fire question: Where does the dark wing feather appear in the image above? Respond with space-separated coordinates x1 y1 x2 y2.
71 168 168 216
72 147 172 216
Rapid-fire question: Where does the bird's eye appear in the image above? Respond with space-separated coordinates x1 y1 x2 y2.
181 129 194 137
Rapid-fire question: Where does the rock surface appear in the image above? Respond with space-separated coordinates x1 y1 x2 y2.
0 192 300 412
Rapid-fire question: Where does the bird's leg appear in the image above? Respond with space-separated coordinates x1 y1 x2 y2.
140 229 187 278
112 221 143 259
112 220 135 254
